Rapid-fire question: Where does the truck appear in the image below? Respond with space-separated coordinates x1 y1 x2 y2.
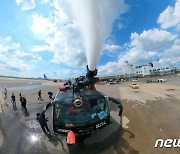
157 78 166 82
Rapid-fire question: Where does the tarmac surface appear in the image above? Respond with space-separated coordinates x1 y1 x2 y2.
0 77 180 154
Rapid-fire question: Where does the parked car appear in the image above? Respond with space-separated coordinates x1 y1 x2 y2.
132 79 137 82
109 81 116 84
157 78 166 82
121 79 126 82
109 79 116 84
130 82 139 89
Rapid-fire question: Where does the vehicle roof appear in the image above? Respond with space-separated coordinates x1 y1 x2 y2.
131 82 138 84
54 89 104 102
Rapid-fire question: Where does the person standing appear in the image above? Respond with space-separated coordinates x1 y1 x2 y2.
11 93 16 107
21 96 27 111
19 93 23 109
3 88 7 99
118 103 123 116
48 91 53 99
36 110 50 135
38 90 42 101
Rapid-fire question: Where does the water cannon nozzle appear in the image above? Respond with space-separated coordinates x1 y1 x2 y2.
86 65 98 78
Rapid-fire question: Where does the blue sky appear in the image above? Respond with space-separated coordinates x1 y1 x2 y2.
0 0 179 79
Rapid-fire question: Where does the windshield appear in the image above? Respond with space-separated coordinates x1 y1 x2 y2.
54 95 109 126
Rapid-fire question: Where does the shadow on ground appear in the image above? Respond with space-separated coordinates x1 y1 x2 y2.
67 119 139 154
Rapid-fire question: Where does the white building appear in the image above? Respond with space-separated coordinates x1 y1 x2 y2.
135 63 153 76
123 62 176 76
123 61 135 75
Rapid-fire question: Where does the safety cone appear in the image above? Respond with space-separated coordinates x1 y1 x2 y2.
66 130 76 145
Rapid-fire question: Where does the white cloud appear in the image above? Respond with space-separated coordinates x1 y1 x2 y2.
45 23 87 66
158 57 180 67
98 62 120 76
175 24 180 32
163 39 180 58
4 36 12 42
159 39 180 67
116 33 180 72
32 45 50 52
104 44 121 52
118 48 158 66
26 0 127 71
54 9 68 22
12 0 180 78
0 36 41 75
117 22 124 30
130 29 176 51
16 0 36 11
31 14 54 37
98 27 179 76
158 0 180 29
41 0 49 4
15 51 42 61
117 29 176 67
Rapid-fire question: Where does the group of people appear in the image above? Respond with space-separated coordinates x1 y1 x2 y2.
3 88 27 110
19 93 27 111
3 88 52 136
2 88 50 114
2 88 44 111
10 92 27 111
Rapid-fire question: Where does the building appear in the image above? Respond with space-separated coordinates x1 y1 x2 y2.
122 61 135 75
123 62 177 76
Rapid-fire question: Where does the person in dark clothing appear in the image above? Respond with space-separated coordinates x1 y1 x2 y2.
11 93 16 107
48 92 53 100
21 96 27 111
19 93 22 102
38 90 42 100
118 103 123 117
36 111 50 135
19 93 23 109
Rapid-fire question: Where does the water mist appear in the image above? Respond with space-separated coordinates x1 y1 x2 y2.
60 0 127 71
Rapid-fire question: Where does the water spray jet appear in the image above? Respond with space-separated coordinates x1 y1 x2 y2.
60 0 127 71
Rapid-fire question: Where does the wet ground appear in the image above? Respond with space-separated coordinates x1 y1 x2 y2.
0 78 180 154
0 79 125 154
0 96 123 154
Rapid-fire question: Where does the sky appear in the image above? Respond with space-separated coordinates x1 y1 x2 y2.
0 0 180 79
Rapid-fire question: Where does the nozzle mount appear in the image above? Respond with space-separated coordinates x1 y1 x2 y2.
86 65 98 78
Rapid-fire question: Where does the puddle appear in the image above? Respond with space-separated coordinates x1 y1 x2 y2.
165 94 173 97
24 118 39 130
166 89 175 91
0 86 5 105
7 85 45 91
122 116 129 128
0 130 3 147
27 134 40 144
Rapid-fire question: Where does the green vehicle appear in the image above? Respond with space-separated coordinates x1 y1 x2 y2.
53 89 110 135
